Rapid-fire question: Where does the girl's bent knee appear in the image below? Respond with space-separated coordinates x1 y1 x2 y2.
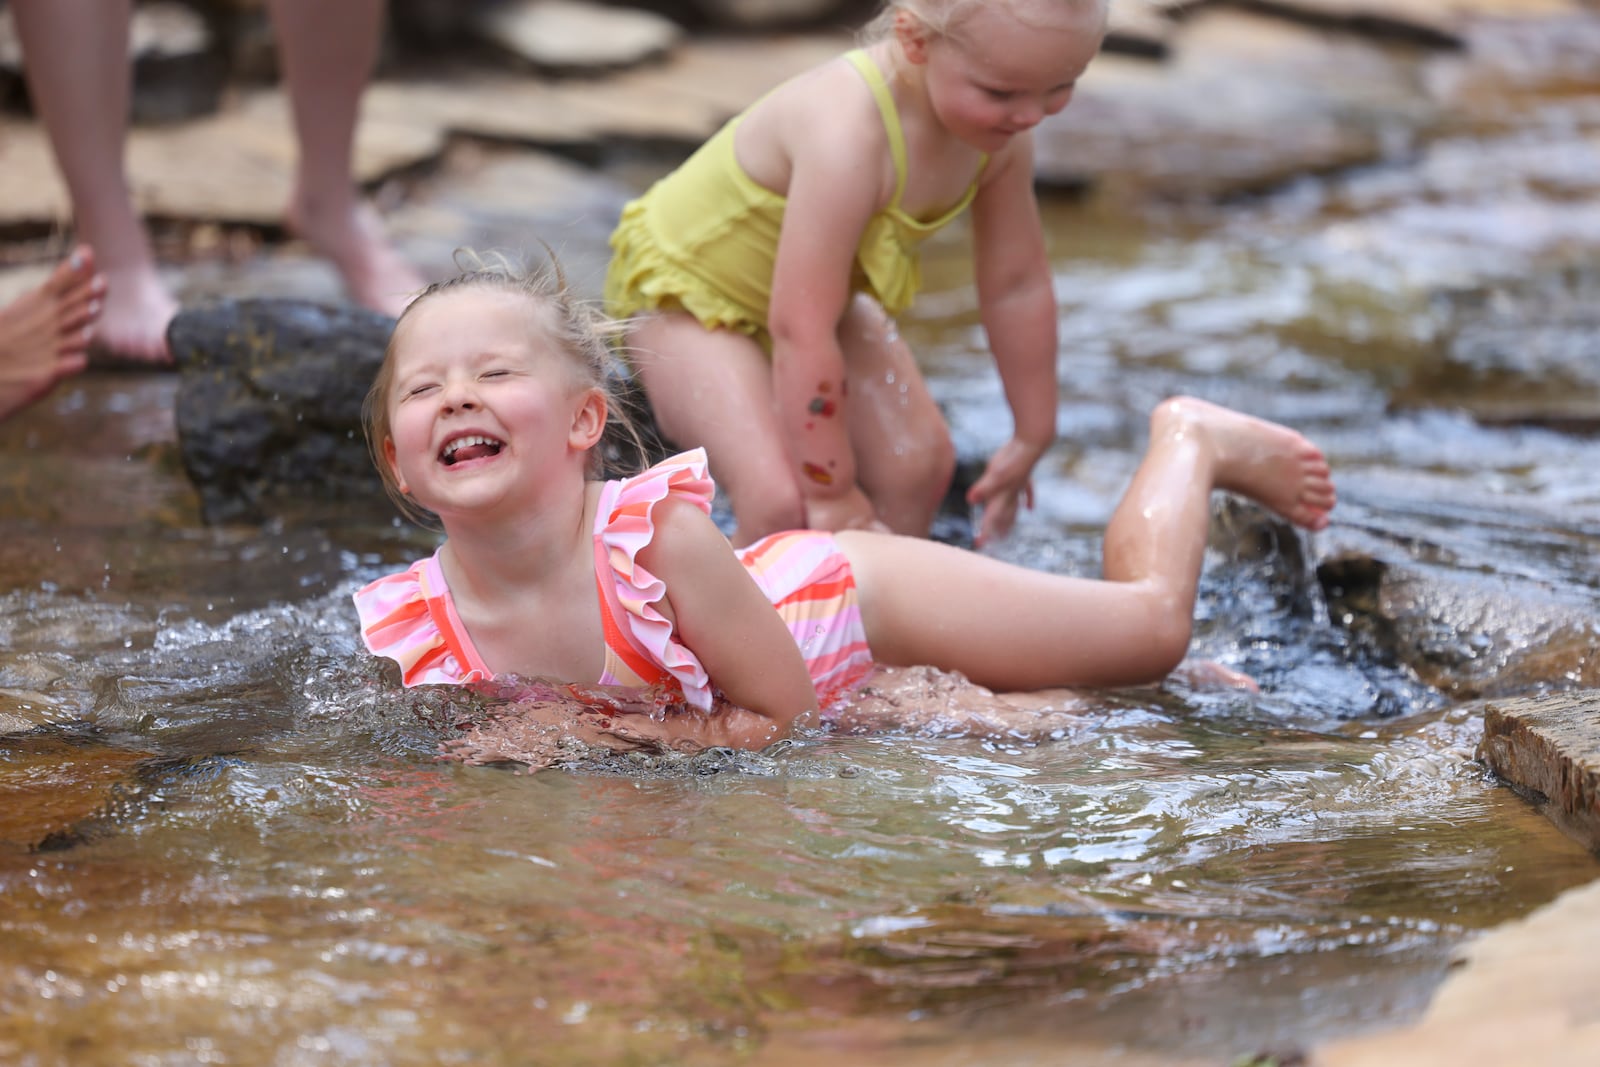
1143 611 1194 681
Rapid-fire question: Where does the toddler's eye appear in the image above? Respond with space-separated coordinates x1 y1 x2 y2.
403 383 438 399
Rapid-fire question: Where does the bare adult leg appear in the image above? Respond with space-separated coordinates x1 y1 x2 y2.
837 294 955 536
12 0 177 363
268 0 425 316
839 397 1336 691
0 246 104 419
628 313 805 546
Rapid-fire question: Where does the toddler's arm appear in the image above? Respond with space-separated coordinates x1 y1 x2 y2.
968 136 1061 546
634 496 820 749
767 115 890 533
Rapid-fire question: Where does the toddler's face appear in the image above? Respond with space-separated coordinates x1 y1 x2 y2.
917 2 1102 152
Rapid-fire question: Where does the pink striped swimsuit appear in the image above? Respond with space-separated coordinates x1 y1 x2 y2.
352 449 876 713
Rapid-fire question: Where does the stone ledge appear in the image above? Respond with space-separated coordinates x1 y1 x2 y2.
1478 691 1600 853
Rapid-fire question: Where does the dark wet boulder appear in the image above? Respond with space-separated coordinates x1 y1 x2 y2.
168 296 672 526
169 299 396 524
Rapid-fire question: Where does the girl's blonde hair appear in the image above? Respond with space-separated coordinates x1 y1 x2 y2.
362 249 651 530
860 0 1109 44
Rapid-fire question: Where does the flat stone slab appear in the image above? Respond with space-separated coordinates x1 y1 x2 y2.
471 0 684 72
1244 0 1588 50
1313 877 1600 1065
362 34 842 149
1035 9 1431 197
1479 691 1600 852
0 89 444 228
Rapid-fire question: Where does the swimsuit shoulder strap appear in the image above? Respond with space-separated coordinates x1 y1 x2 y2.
843 49 908 209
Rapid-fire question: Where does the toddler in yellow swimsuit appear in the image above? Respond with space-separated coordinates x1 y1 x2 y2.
606 0 1110 548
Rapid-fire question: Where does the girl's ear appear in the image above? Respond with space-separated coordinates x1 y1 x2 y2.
569 388 608 453
383 437 410 495
894 9 932 65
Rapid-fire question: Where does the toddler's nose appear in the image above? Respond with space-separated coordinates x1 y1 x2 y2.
1011 100 1046 129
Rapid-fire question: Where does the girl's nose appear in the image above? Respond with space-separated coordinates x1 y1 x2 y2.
439 379 478 412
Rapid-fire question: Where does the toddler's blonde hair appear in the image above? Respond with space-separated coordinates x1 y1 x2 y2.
861 0 1110 43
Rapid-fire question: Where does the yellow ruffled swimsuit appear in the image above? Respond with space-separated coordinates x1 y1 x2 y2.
604 49 985 351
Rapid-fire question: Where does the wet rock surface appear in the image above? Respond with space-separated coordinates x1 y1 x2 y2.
168 299 396 524
1313 876 1600 1066
1480 692 1600 853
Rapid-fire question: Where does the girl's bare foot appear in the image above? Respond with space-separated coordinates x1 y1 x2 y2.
1155 397 1337 530
93 261 178 365
287 190 426 318
0 246 105 419
1169 658 1260 692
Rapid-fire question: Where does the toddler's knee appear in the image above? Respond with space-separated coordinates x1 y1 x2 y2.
734 478 806 542
903 425 957 503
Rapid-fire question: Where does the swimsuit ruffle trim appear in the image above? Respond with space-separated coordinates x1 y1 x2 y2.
605 198 769 342
597 448 719 710
351 558 489 688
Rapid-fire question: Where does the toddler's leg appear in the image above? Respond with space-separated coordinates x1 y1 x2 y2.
12 0 177 364
838 396 1335 691
270 0 426 317
628 313 804 546
837 295 955 536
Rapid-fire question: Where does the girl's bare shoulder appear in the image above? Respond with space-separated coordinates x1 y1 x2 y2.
740 52 896 195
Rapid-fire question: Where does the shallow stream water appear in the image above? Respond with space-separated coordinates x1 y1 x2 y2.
5 51 1600 1067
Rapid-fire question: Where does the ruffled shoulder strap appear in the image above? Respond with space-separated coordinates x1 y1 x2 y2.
593 449 718 709
352 550 493 687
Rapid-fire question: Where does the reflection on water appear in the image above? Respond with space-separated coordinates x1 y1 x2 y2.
6 72 1600 1067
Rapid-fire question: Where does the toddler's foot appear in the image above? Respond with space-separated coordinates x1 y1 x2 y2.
92 261 178 365
0 246 104 419
1155 397 1337 530
287 190 426 318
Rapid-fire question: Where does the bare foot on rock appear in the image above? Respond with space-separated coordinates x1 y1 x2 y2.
0 246 105 419
90 260 179 365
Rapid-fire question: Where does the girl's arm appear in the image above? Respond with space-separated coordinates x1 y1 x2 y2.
767 110 888 533
634 497 820 750
968 134 1060 547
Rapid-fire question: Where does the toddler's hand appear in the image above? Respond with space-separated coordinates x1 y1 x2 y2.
805 484 890 535
967 437 1046 547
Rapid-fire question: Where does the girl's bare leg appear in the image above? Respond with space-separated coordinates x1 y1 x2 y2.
839 396 1336 691
628 312 805 546
0 246 104 419
269 0 425 316
837 294 956 536
12 0 177 364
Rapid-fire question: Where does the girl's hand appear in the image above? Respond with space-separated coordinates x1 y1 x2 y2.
805 484 890 535
966 437 1047 547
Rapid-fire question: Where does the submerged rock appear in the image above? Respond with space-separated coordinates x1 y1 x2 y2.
1318 550 1600 699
